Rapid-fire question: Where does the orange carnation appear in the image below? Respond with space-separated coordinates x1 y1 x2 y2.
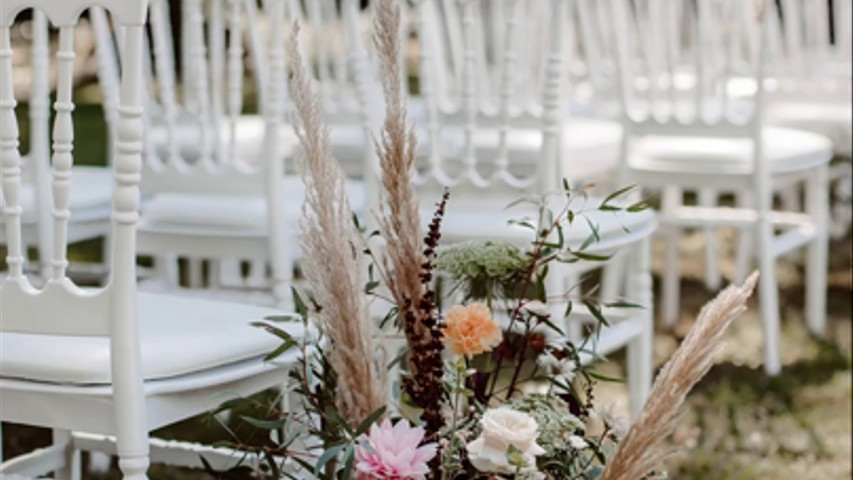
442 303 503 358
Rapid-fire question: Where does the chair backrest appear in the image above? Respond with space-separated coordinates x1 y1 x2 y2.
90 0 271 196
564 0 620 116
1 0 147 337
767 0 852 95
411 0 568 194
284 0 376 125
609 0 766 140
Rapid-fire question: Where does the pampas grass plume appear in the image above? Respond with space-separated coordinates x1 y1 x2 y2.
600 271 760 480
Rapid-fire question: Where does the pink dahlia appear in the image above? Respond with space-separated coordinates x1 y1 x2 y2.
355 418 437 480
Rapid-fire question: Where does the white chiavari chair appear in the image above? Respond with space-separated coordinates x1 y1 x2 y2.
609 0 833 375
411 0 657 418
88 0 378 302
0 0 303 477
763 0 852 238
0 10 113 283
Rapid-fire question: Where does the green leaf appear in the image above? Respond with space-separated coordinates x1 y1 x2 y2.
292 287 308 317
572 251 612 262
583 300 610 327
508 219 536 231
355 406 387 436
598 204 623 211
264 314 302 323
240 415 288 430
315 444 346 472
251 322 297 343
604 300 643 309
601 184 636 206
564 300 573 319
263 450 281 478
538 317 565 336
290 455 316 474
386 347 407 370
210 396 253 415
264 340 297 361
364 280 381 293
583 216 600 243
588 372 626 383
342 445 356 480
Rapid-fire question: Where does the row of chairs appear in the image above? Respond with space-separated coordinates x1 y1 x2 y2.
1 0 849 477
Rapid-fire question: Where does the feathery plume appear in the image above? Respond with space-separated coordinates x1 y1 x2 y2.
288 23 386 424
600 272 760 480
372 0 446 442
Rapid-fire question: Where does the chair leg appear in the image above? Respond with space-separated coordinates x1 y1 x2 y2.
600 249 625 304
756 203 782 376
153 254 179 288
627 238 653 419
661 187 682 328
118 454 149 480
187 258 204 288
246 260 267 289
806 166 829 336
699 188 721 291
735 191 755 284
830 161 852 239
220 259 244 287
52 429 81 480
100 230 113 286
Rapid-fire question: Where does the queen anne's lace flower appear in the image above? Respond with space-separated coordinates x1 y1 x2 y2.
436 240 526 280
355 418 437 480
536 351 577 383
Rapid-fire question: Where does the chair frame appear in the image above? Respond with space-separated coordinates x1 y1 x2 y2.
0 2 298 477
609 0 831 375
411 0 656 417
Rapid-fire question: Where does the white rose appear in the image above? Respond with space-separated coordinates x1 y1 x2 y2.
466 408 546 474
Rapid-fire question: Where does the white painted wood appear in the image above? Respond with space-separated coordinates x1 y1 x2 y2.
416 0 656 412
29 10 53 279
627 237 653 418
1 4 301 479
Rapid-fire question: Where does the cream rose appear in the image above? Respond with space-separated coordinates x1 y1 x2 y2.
466 408 546 474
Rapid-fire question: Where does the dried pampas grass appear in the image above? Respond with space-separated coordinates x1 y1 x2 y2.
288 23 386 425
600 272 760 480
372 0 446 440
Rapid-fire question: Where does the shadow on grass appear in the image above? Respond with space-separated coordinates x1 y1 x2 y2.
692 338 851 408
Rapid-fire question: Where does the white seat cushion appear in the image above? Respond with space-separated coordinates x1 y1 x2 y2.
148 114 364 168
631 126 833 176
0 292 299 385
149 114 622 182
766 102 852 156
1 166 113 223
423 195 656 249
139 176 367 232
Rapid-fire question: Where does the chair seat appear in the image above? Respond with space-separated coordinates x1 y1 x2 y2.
148 115 621 182
631 126 833 176
0 292 299 385
139 176 367 233
0 166 113 223
766 102 852 156
147 114 364 168
426 195 656 251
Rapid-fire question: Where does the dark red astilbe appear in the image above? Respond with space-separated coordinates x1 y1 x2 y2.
401 190 449 446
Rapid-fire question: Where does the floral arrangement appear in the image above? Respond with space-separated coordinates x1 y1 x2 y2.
205 1 759 479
